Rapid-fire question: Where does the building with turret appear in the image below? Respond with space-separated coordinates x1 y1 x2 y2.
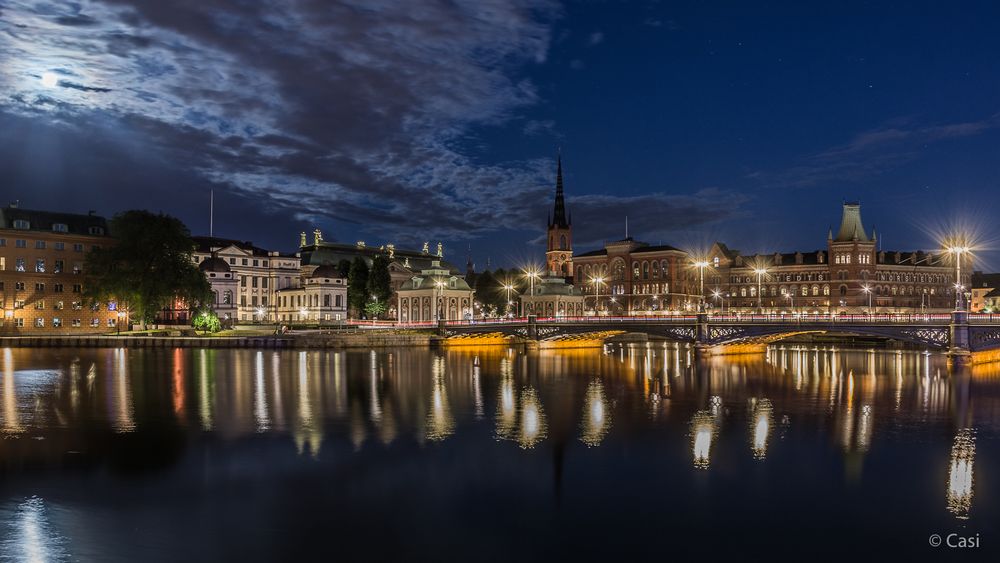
546 155 573 279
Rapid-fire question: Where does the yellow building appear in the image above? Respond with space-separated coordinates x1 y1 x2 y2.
0 205 118 334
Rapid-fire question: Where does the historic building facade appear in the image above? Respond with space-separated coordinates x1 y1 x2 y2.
275 264 348 324
519 274 585 317
188 236 301 323
704 203 967 313
573 239 695 314
0 205 119 334
396 260 474 321
546 156 573 278
198 254 238 322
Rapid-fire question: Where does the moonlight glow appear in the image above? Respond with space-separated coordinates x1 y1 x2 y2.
40 72 59 88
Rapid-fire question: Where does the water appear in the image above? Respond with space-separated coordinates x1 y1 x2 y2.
0 345 997 561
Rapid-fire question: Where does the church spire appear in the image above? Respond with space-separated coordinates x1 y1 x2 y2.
551 153 569 228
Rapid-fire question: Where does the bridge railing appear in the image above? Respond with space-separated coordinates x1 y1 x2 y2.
968 313 1000 324
708 313 951 324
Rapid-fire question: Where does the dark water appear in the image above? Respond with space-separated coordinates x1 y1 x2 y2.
0 344 997 562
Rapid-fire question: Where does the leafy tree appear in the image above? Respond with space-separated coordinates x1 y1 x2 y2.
367 253 392 302
347 256 370 316
192 309 222 333
364 299 387 319
474 270 505 316
84 210 211 328
336 259 352 279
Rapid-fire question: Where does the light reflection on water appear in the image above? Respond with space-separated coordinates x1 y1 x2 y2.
0 344 997 560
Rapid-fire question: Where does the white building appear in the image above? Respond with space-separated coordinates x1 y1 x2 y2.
275 264 348 324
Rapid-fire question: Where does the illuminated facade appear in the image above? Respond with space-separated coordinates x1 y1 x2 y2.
0 205 118 334
573 239 694 314
704 203 968 313
519 274 585 317
274 264 348 323
396 260 474 321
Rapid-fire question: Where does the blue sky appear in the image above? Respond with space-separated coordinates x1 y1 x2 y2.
1 1 998 269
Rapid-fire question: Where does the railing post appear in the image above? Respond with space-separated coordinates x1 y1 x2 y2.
694 312 711 359
527 315 538 340
949 310 971 365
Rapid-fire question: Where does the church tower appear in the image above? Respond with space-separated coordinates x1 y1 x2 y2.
546 154 574 279
827 202 877 310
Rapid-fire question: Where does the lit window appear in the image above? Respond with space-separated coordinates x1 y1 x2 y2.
53 223 68 232
13 220 29 229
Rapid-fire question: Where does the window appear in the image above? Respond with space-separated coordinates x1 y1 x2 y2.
53 318 62 328
54 301 64 310
240 276 247 287
13 220 29 229
0 239 5 247
52 223 68 232
72 284 82 293
35 240 46 249
323 294 330 307
107 302 117 311
253 259 259 267
35 318 44 327
15 239 26 248
262 277 268 289
54 283 63 292
90 302 100 312
35 259 45 273
54 242 64 251
223 290 232 305
73 243 83 252
72 301 82 310
35 300 44 310
54 260 63 273
263 260 269 267
252 276 258 288
14 318 23 328
242 258 248 266
72 319 81 328
15 282 25 291
73 263 82 274
91 318 100 327
229 258 236 264
108 318 116 327
88 226 105 236
35 283 44 292
15 258 25 272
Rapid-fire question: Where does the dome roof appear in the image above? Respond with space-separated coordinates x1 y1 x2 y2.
311 264 339 278
199 256 231 273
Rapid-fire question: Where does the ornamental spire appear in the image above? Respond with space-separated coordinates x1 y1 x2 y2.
551 152 569 228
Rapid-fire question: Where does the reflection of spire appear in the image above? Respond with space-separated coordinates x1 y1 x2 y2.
947 428 976 519
425 356 454 441
580 379 611 447
472 363 484 419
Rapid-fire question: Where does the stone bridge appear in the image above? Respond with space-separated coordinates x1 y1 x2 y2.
402 312 1000 362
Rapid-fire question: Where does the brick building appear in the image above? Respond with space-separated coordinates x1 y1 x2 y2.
0 205 118 334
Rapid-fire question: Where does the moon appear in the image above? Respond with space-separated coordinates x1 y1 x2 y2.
40 72 59 88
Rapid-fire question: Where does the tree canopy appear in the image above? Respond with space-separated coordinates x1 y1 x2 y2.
347 256 370 315
84 210 211 326
367 253 392 306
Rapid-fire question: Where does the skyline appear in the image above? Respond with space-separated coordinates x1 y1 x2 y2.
2 1 999 269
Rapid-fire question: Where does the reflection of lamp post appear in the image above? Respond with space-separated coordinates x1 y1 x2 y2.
754 268 768 313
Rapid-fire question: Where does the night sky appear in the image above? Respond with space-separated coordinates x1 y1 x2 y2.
1 1 999 269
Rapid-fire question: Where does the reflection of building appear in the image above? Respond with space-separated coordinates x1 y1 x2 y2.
546 156 573 278
275 264 348 324
705 203 965 313
0 205 118 334
519 274 585 317
574 239 693 314
396 260 474 321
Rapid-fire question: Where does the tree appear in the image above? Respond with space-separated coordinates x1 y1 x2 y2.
367 253 392 316
364 299 387 319
192 309 222 333
347 256 370 316
84 210 211 328
474 270 504 317
336 259 352 279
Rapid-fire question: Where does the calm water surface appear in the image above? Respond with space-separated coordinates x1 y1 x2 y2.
0 345 997 562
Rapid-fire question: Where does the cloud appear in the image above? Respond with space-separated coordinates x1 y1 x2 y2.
588 31 603 45
751 113 1000 189
522 118 558 137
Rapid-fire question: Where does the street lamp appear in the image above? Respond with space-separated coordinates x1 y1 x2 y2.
590 276 606 315
785 291 794 315
502 283 516 317
523 268 541 297
117 310 125 336
946 240 971 311
861 284 872 314
693 260 709 312
754 267 768 314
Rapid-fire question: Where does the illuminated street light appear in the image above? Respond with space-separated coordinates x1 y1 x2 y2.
861 284 872 314
522 268 542 297
693 260 710 312
754 267 768 313
589 276 606 315
945 237 972 311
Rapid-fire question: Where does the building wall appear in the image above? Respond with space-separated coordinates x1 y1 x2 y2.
573 241 694 314
0 227 118 334
275 277 348 324
190 247 301 322
398 290 473 321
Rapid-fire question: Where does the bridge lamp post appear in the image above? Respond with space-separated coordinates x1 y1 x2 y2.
785 292 794 314
523 269 541 297
754 268 768 314
862 285 872 314
946 243 970 311
693 260 709 312
502 284 516 317
590 276 606 315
